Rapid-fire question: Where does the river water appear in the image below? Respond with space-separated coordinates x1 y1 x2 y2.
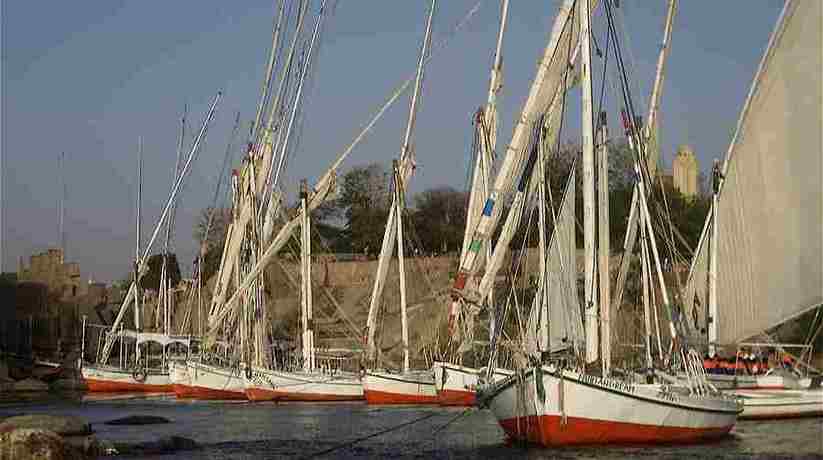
1 393 821 459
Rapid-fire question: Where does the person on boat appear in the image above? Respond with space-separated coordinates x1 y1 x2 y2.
724 358 735 376
717 358 728 375
712 159 724 194
703 355 716 374
760 354 770 374
735 357 746 375
782 354 794 370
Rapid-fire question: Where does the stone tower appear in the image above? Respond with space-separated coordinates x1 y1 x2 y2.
672 144 699 198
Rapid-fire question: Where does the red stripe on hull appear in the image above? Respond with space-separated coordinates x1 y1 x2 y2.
173 384 246 400
245 387 363 402
437 389 476 406
85 379 173 393
364 389 438 405
499 415 734 446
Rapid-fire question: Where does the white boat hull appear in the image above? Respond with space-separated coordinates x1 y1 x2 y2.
363 370 437 404
734 388 823 419
244 366 363 401
81 364 171 393
172 361 247 400
432 361 512 406
481 366 741 446
706 373 803 390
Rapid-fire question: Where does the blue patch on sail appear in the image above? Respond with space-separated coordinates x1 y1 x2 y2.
482 199 494 216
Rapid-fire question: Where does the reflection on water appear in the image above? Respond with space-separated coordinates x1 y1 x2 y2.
0 393 821 459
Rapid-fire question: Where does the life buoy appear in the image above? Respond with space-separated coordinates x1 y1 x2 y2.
132 366 148 383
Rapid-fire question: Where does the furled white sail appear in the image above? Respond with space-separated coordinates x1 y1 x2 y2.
524 167 582 356
684 0 822 345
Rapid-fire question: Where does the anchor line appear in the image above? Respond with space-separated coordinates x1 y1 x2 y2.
431 407 474 435
300 412 440 459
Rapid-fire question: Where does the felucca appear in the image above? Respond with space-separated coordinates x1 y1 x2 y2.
682 0 822 418
81 96 220 392
362 0 439 405
466 0 740 445
433 0 511 407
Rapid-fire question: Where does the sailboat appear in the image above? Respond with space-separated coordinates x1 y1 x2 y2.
432 0 512 407
682 0 822 418
201 0 483 403
173 0 312 400
81 96 220 392
243 178 364 402
465 0 740 445
362 0 440 405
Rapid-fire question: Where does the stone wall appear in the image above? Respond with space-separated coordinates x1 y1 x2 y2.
17 248 87 301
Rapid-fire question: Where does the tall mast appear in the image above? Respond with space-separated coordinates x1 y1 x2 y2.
102 93 221 363
597 113 611 374
580 0 599 365
134 137 143 361
270 0 327 196
451 0 580 337
364 0 436 363
708 177 719 356
252 0 287 142
58 152 66 257
645 0 677 176
300 179 315 371
393 161 410 373
209 2 311 319
612 0 677 314
163 105 186 335
460 0 509 313
639 212 654 371
536 120 549 354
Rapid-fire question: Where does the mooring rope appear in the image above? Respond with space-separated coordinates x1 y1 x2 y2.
300 412 440 459
431 408 473 435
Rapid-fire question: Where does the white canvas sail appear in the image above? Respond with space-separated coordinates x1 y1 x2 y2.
684 0 822 345
524 167 582 356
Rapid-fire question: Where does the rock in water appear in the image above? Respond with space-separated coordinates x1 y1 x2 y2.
0 415 91 436
0 428 87 460
113 436 197 456
104 415 170 426
12 378 49 392
0 360 10 382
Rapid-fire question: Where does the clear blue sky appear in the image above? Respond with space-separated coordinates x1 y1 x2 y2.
1 1 784 282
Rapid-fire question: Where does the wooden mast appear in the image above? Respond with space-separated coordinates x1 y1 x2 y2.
597 113 611 374
364 0 436 365
580 0 599 365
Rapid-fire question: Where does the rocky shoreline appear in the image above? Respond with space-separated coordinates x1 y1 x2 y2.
0 414 197 459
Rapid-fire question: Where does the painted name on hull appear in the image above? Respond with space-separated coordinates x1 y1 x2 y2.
576 372 636 395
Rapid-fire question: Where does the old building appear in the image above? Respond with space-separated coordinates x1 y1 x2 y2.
672 144 699 198
17 248 87 301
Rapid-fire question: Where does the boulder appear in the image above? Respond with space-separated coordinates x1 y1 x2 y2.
113 436 197 456
0 415 91 437
104 415 170 426
0 428 88 460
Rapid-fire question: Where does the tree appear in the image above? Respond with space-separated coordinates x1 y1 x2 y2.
140 253 182 291
193 207 232 282
333 163 391 256
409 187 467 254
